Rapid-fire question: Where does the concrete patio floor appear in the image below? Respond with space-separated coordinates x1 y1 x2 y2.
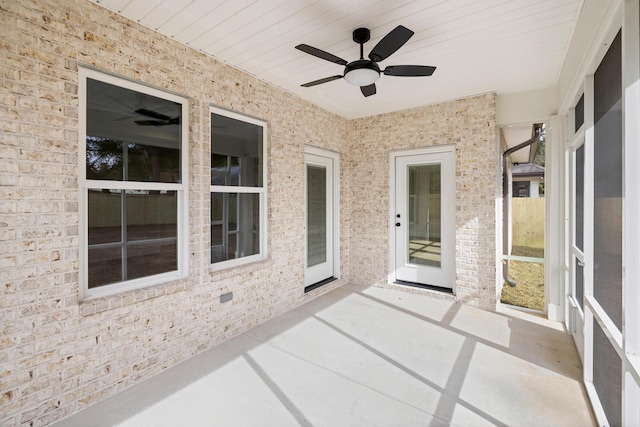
53 284 594 426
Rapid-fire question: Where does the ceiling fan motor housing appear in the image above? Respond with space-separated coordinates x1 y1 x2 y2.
344 59 380 75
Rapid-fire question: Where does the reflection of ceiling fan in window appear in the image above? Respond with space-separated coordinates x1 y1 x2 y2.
134 108 180 126
106 93 180 126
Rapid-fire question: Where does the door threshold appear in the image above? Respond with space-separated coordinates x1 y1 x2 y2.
304 277 337 293
394 280 453 294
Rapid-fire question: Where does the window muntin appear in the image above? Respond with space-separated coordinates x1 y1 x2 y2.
80 68 188 299
210 108 266 268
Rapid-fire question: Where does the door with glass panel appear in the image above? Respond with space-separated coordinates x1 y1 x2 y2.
305 152 335 287
394 149 455 288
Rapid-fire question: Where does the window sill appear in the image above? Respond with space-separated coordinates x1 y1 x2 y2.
209 256 269 278
78 279 189 317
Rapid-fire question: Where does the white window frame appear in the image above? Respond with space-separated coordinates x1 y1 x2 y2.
78 67 189 300
209 106 267 271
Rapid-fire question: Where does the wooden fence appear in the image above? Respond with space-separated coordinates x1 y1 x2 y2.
512 197 545 248
88 191 177 226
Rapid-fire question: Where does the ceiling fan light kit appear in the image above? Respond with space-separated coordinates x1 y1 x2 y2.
296 25 436 97
344 60 380 86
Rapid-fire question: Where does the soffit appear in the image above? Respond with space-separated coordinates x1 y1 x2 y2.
502 124 539 164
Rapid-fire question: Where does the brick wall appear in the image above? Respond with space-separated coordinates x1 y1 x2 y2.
347 95 499 309
0 1 497 425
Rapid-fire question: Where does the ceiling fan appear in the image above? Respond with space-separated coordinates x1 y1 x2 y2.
296 25 435 97
134 108 180 126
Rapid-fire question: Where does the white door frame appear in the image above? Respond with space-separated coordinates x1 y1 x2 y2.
304 146 340 287
568 123 586 363
389 145 456 290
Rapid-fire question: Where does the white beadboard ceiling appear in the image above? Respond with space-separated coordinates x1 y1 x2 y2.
90 0 583 120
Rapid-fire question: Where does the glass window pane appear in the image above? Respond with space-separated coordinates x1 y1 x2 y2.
211 113 263 187
209 110 265 267
211 246 225 264
88 246 122 288
88 189 122 245
86 78 181 183
211 193 224 263
230 156 240 186
211 224 223 246
210 192 260 264
88 190 179 287
211 154 228 186
86 138 124 181
127 241 177 280
126 191 177 241
239 193 260 258
575 259 584 310
307 165 327 267
228 193 238 231
226 232 238 261
593 30 622 330
127 143 180 183
211 193 223 221
408 164 441 267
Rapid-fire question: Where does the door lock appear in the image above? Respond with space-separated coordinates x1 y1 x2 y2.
395 222 401 227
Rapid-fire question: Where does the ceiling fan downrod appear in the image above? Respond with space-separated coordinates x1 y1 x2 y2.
352 27 370 59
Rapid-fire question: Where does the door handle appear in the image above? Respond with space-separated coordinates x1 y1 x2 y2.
395 222 401 227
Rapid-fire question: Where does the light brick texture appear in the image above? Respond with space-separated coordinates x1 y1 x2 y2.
1 1 498 425
346 96 499 308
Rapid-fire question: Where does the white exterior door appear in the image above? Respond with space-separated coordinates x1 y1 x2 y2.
393 148 455 289
305 150 337 287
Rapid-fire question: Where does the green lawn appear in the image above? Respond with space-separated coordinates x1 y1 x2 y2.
500 246 545 311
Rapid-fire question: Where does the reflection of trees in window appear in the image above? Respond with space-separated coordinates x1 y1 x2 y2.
81 68 187 296
86 136 180 182
127 143 180 183
86 137 123 180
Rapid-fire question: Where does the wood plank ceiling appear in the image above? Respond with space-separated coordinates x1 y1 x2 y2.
90 0 583 120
